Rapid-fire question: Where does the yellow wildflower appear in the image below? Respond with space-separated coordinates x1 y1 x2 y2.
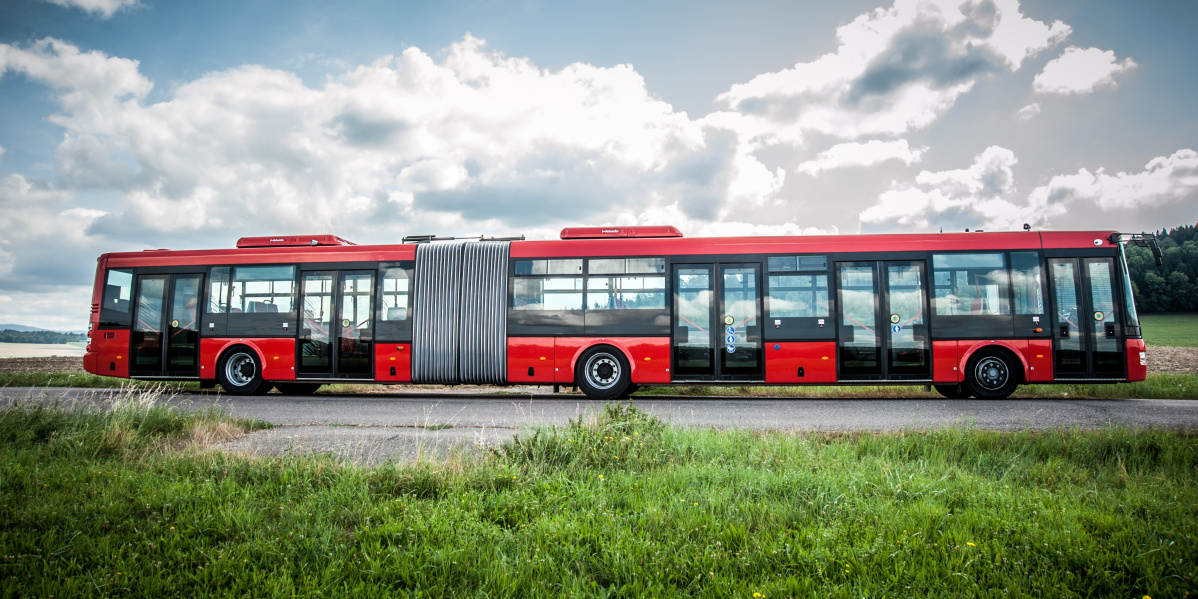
966 542 975 547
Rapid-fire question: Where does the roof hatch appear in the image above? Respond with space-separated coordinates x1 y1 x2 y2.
559 226 683 240
236 235 357 248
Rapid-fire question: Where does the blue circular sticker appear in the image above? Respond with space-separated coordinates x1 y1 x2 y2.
726 345 736 353
892 324 902 333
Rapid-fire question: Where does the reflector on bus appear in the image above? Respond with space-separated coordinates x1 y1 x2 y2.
559 226 683 239
235 235 357 248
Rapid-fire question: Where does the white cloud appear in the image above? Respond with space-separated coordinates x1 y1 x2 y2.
700 0 1068 209
40 0 138 19
1026 149 1198 211
0 36 750 291
1033 46 1136 95
711 0 1069 143
0 289 93 331
798 139 926 175
0 173 106 287
58 207 109 219
862 146 1198 233
1015 102 1040 120
861 146 1038 231
0 37 150 102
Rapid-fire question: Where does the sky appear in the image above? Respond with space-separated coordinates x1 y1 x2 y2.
0 0 1195 330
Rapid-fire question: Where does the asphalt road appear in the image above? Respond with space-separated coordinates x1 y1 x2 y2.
5 387 1196 464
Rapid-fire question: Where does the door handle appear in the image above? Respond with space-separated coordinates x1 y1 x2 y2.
1059 325 1070 339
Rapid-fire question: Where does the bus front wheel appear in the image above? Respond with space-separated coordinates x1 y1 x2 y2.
218 347 269 395
965 350 1019 399
576 346 632 400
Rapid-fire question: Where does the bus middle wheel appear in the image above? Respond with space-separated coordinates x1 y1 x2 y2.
965 350 1020 399
217 347 269 395
576 346 632 400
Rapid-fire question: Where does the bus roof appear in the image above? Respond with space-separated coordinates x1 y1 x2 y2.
100 229 1119 268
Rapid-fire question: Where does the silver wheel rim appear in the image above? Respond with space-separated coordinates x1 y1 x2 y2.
585 353 621 390
225 352 257 388
974 356 1008 391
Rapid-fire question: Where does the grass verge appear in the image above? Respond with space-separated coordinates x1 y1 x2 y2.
0 370 201 390
1140 312 1198 347
1 400 1195 597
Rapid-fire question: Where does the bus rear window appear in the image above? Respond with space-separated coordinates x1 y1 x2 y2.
99 268 133 327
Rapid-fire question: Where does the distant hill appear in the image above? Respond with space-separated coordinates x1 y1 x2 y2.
0 324 50 332
0 324 86 335
0 329 87 344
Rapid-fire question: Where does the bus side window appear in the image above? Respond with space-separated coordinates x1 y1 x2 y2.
380 266 412 321
230 265 297 314
1010 252 1044 315
511 259 583 310
767 255 829 319
586 258 666 310
932 253 1010 316
208 267 230 314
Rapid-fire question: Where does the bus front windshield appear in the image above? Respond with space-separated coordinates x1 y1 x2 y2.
1118 242 1141 330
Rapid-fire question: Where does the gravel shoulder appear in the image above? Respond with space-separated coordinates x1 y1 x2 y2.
221 425 514 466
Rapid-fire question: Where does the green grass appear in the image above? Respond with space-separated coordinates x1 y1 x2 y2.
1140 312 1198 347
1 400 1196 597
0 370 202 390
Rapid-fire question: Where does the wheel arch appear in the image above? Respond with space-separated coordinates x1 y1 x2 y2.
959 341 1028 384
568 339 636 381
213 341 268 376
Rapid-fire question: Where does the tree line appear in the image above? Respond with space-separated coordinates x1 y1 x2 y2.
0 329 87 344
1125 223 1198 313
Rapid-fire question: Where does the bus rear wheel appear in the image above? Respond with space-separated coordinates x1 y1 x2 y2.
576 346 632 400
934 384 972 399
965 350 1019 399
217 348 269 395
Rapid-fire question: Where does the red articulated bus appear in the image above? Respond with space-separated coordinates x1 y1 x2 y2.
84 227 1161 400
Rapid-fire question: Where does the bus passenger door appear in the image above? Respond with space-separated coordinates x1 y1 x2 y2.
1049 258 1124 379
719 264 763 380
671 263 763 381
131 275 168 376
164 274 202 376
298 270 375 379
130 273 202 377
884 261 930 380
835 261 930 381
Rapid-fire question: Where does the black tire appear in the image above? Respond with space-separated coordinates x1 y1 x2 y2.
933 384 972 399
275 382 323 395
217 347 269 395
964 350 1020 399
575 346 632 400
626 383 641 396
